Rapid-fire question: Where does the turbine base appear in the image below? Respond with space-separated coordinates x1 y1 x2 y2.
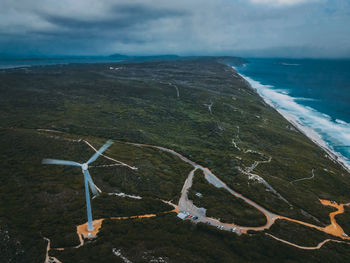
76 219 104 239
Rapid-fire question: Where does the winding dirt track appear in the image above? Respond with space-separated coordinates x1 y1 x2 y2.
126 142 350 245
40 131 350 259
127 142 278 226
280 200 349 239
43 237 63 263
266 233 350 250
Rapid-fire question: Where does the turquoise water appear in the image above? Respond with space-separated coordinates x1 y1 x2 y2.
234 58 350 168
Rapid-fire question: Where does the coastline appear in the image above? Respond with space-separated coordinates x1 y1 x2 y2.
0 58 124 70
232 66 350 174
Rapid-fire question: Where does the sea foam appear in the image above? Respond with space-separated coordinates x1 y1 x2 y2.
232 67 350 171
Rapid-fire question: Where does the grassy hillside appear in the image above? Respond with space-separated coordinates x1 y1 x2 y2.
1 57 350 262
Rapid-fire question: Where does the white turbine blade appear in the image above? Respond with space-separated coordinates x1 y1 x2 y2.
84 170 100 196
42 159 81 167
87 176 99 196
87 140 113 164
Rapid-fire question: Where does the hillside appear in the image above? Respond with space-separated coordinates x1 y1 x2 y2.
1 57 350 262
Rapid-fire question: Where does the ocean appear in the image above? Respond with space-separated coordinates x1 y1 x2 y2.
233 58 350 170
0 57 123 69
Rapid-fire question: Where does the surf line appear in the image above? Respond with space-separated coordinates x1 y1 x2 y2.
231 66 350 173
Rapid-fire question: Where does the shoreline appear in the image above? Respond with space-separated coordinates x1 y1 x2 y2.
0 59 124 70
232 66 350 174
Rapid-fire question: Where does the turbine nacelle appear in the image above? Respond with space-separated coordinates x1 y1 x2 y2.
82 163 88 171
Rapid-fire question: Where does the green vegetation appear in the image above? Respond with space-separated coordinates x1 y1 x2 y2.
93 195 172 219
189 170 266 226
51 214 350 263
1 57 350 262
266 220 339 247
0 128 188 259
335 206 350 236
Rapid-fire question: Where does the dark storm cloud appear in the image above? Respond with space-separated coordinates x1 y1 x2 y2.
38 3 187 32
0 0 350 57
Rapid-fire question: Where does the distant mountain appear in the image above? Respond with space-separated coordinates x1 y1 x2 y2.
108 53 130 59
124 55 180 63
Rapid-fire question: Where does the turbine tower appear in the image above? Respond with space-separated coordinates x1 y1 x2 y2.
42 140 113 231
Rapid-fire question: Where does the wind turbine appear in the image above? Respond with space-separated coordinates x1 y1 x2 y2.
42 140 113 231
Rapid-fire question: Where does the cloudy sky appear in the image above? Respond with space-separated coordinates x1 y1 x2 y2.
1 0 350 58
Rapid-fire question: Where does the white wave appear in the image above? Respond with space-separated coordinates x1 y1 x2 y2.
336 119 347 125
275 89 289 95
234 67 350 171
280 62 301 66
294 97 317 102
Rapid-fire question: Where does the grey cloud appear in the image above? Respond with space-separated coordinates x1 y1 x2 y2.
38 3 187 32
0 0 350 57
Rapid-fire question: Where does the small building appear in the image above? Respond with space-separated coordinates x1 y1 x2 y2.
177 212 188 220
